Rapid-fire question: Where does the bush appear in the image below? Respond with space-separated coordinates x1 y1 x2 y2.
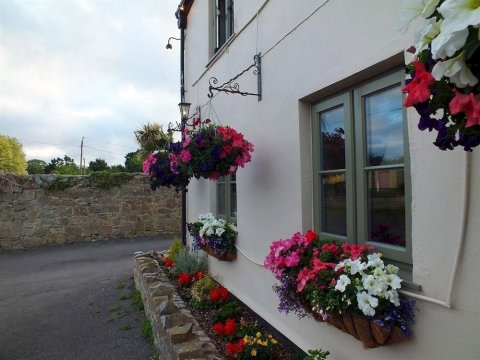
214 301 241 323
173 247 208 276
190 275 218 309
167 238 183 260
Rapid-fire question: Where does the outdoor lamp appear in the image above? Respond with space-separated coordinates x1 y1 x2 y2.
179 102 191 122
166 37 180 50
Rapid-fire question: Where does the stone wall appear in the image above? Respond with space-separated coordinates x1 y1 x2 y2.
0 174 181 251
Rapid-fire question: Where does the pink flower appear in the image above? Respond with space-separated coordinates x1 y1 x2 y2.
449 90 480 128
183 137 192 148
142 154 157 173
209 171 220 180
402 60 435 107
342 243 367 260
285 252 300 267
296 267 316 292
180 150 192 163
321 243 339 255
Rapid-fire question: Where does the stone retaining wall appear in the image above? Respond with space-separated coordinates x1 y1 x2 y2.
133 252 222 360
0 174 181 251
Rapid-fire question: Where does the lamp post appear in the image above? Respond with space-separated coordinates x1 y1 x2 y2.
178 101 191 245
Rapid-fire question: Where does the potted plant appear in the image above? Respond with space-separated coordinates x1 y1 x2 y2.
402 0 480 151
264 231 416 348
188 213 238 261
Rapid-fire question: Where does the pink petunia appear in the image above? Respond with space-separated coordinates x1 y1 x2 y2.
449 90 480 128
402 60 435 107
180 150 192 163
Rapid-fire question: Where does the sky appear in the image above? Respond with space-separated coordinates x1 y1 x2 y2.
0 0 182 166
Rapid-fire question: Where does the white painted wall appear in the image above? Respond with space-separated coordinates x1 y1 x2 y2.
184 1 480 359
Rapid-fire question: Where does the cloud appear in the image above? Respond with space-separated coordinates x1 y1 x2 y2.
0 0 181 165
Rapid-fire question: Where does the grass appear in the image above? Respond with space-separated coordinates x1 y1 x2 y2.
116 282 126 290
109 305 123 313
131 290 144 311
143 317 153 344
118 293 129 300
121 323 132 331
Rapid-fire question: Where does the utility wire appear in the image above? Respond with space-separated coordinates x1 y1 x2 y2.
83 136 135 149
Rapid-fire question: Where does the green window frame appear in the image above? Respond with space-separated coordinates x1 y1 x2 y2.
312 70 412 275
216 174 237 223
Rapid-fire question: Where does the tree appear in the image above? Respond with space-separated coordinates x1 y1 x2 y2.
88 158 108 172
134 123 172 153
27 159 47 174
124 150 144 173
109 164 127 173
0 134 27 174
44 155 79 174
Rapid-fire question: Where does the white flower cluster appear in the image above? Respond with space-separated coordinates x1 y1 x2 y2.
197 213 237 238
403 0 480 88
334 253 402 317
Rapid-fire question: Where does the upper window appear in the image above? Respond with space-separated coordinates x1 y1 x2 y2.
217 174 237 222
214 0 234 53
312 70 412 273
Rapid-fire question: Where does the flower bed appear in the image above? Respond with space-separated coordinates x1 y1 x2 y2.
188 213 238 261
264 231 416 348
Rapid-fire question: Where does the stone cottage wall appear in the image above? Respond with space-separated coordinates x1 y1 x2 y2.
0 173 181 251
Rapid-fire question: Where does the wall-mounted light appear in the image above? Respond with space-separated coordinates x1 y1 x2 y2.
178 102 191 122
166 37 180 50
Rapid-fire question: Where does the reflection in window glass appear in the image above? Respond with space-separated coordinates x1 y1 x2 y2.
218 182 226 216
367 169 405 247
320 106 345 171
230 182 237 218
321 173 346 236
365 86 404 166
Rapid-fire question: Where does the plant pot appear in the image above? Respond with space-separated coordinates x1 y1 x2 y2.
370 321 391 345
342 314 360 340
200 244 237 261
385 325 410 346
352 316 379 348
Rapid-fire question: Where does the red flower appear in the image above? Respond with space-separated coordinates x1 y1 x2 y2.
402 60 435 107
224 319 236 336
226 339 244 357
164 258 174 267
305 230 317 242
342 243 367 260
213 322 225 335
193 271 205 280
449 90 480 128
178 273 191 286
321 243 339 255
219 287 229 301
210 287 229 302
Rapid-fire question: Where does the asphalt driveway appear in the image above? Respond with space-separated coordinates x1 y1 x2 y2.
0 237 171 360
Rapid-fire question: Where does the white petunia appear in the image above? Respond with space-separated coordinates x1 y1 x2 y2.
400 0 441 29
438 0 480 34
415 18 442 53
335 260 346 272
385 274 403 290
367 253 385 269
387 290 401 306
349 259 366 275
357 291 379 316
385 264 399 275
335 275 351 293
431 52 479 88
363 275 386 296
431 27 469 59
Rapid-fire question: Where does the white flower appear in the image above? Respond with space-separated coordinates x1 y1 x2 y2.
385 274 403 290
349 259 366 275
438 0 480 34
363 275 386 296
431 52 478 88
367 253 384 269
335 260 346 272
400 0 441 28
215 227 225 237
387 290 401 306
431 27 469 59
385 264 399 275
357 291 379 317
335 275 351 293
415 18 442 53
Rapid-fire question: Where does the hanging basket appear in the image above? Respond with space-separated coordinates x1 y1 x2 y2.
326 314 411 348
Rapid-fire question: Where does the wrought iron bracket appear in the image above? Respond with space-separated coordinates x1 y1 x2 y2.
208 53 262 101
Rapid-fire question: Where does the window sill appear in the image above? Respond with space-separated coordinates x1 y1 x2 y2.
206 33 237 69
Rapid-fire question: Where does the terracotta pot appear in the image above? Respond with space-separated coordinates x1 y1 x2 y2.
370 321 391 345
200 244 237 261
352 316 379 348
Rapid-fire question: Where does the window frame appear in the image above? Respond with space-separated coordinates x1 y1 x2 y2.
216 174 237 223
312 69 412 270
211 0 235 55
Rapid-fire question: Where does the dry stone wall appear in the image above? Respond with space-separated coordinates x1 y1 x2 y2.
0 174 181 251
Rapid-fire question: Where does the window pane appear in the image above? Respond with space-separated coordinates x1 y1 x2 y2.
320 106 345 171
218 183 226 215
230 182 237 218
365 86 404 166
367 169 405 247
321 173 346 236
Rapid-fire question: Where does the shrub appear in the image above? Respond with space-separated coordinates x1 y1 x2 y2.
214 301 241 323
167 238 183 260
190 275 218 309
172 247 208 276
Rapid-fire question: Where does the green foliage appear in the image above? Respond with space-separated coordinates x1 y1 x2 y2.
88 171 133 190
88 158 108 172
124 149 144 173
27 159 47 174
135 123 172 153
46 176 75 191
109 164 127 173
214 301 241 322
143 317 153 343
44 155 80 174
190 275 218 309
172 248 208 276
0 134 27 174
116 283 126 289
167 238 183 260
131 290 144 311
109 305 122 313
304 349 330 360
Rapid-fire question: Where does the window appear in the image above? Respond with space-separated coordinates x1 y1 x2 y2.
217 174 236 222
312 70 412 274
213 0 234 53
